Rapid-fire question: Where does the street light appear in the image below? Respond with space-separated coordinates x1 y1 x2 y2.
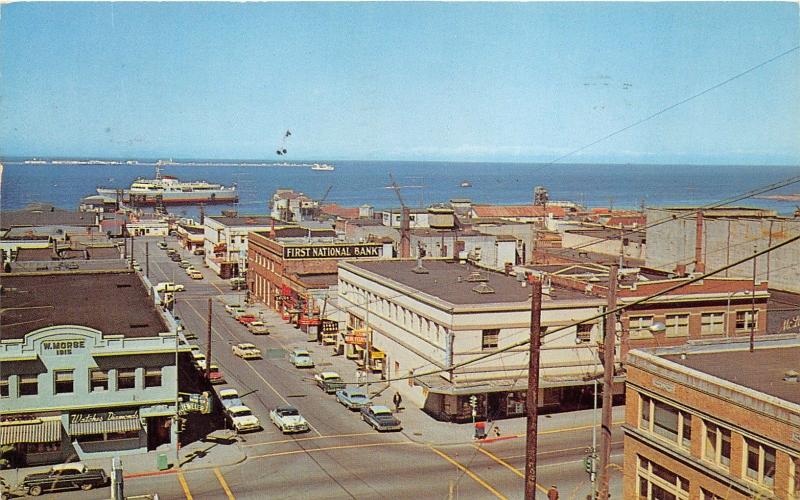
725 290 752 337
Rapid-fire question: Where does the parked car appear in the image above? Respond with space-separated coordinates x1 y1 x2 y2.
166 248 177 255
178 260 192 269
289 349 315 368
247 321 270 335
237 314 258 325
269 406 309 434
360 405 402 432
155 282 185 293
189 271 203 280
230 277 246 290
219 388 243 409
158 242 168 250
193 248 205 255
224 303 242 315
227 405 261 433
192 352 207 369
335 388 371 410
232 343 262 360
314 372 345 393
18 463 109 496
185 265 197 275
169 254 182 262
207 364 225 384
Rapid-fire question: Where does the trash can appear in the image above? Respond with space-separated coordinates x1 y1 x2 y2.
156 453 169 471
474 421 487 440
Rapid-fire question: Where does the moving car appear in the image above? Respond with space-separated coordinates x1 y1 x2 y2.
269 406 309 434
360 405 402 432
18 463 109 496
189 270 203 280
289 349 314 368
314 371 345 393
155 282 185 293
227 405 261 433
185 265 197 275
158 242 168 250
232 343 262 359
193 248 205 255
335 388 371 410
219 388 243 409
247 321 270 335
169 254 182 262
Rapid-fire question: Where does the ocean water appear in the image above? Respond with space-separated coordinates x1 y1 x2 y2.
1 161 799 219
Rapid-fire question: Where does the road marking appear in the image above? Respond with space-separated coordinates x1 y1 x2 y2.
499 441 624 461
250 440 414 459
471 444 550 495
214 467 235 500
536 452 624 469
484 420 626 441
177 471 193 500
428 445 508 500
242 431 378 448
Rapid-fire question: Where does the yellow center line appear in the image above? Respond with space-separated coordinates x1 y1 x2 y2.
177 471 193 500
499 440 624 461
214 467 235 500
471 444 549 496
428 445 508 500
250 440 415 459
242 431 378 448
493 420 626 440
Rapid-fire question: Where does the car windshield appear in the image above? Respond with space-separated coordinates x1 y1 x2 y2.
373 408 392 416
279 408 299 416
232 409 252 417
350 394 367 401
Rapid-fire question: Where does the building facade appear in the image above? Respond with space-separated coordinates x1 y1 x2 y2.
624 336 800 499
203 215 276 278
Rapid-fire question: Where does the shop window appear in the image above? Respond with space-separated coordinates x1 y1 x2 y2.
629 316 654 339
0 375 8 398
744 437 775 488
19 375 38 396
145 368 163 388
701 312 725 335
482 329 499 350
665 314 689 337
576 324 592 343
77 430 139 443
54 370 74 394
90 369 109 392
702 421 731 469
636 455 689 500
639 395 691 450
736 310 758 331
118 369 137 390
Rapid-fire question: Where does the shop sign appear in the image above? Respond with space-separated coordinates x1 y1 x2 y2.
283 244 381 260
41 338 87 356
70 409 138 425
370 351 385 359
345 329 367 346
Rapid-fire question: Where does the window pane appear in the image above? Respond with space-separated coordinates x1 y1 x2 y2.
482 329 499 349
720 429 731 466
764 445 776 486
0 376 8 398
90 369 109 391
640 396 651 429
681 413 692 449
653 401 679 442
118 369 136 390
704 423 717 461
145 368 162 388
54 370 74 394
19 376 38 396
746 439 760 480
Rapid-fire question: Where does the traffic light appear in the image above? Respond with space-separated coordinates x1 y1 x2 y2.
583 456 592 473
469 395 477 408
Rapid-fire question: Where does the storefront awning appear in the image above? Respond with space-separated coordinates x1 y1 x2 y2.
0 418 62 445
70 411 141 436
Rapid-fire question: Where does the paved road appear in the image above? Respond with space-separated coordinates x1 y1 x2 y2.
69 235 626 500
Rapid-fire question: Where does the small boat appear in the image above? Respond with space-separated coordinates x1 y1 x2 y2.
460 180 472 188
311 163 335 171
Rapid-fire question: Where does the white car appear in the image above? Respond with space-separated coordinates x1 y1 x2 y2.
227 405 261 433
155 282 185 293
219 388 243 409
192 352 207 370
269 406 309 434
224 303 242 315
232 343 262 360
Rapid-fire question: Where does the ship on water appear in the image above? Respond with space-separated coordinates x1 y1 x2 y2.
310 163 335 171
97 161 238 205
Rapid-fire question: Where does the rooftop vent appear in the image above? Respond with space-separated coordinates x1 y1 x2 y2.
412 256 429 274
466 271 488 282
116 284 132 288
129 323 149 329
472 282 495 294
783 370 799 383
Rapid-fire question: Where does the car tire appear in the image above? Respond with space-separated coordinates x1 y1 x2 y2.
81 483 94 491
29 485 43 496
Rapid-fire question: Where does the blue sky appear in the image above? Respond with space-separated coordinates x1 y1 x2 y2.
1 2 798 164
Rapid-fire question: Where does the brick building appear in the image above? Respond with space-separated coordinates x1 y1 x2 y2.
624 336 800 499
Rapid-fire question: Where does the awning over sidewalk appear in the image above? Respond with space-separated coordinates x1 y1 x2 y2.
0 418 62 445
69 410 142 436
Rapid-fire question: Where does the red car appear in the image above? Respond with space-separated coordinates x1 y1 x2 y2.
237 315 258 325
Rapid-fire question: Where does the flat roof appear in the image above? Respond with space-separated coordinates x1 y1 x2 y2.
208 215 274 227
0 272 168 340
345 259 594 306
661 344 800 406
0 209 96 230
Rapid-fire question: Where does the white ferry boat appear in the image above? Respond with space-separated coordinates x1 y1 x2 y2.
311 163 335 171
97 161 238 205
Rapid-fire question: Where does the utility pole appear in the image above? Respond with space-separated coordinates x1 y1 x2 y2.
206 298 212 381
598 264 618 499
130 234 135 269
750 246 757 353
524 277 543 500
145 242 150 278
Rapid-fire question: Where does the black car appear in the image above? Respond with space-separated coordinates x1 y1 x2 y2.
18 463 109 496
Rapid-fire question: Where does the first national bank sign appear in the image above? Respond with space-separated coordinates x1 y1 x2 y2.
283 244 381 260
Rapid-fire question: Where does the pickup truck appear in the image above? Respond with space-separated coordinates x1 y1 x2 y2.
17 463 109 496
155 282 185 293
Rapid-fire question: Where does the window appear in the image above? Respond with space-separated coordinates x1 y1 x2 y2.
702 421 731 469
790 456 800 500
639 395 691 450
19 375 38 396
0 375 8 398
629 316 655 339
576 324 592 343
145 368 163 388
700 313 725 335
701 489 725 500
736 310 758 331
54 370 74 394
90 369 109 392
744 438 775 488
117 369 136 390
637 455 689 500
482 329 499 350
665 314 689 337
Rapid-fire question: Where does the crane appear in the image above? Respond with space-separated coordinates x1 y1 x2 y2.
388 173 411 258
314 185 334 220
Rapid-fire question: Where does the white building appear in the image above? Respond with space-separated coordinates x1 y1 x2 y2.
203 215 276 278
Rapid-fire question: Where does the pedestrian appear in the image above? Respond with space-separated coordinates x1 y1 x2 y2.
493 425 501 437
547 485 559 500
393 392 402 412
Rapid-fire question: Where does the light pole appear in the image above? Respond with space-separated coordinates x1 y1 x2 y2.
725 291 751 337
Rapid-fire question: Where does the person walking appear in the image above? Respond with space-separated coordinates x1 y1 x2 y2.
547 485 559 500
392 392 402 412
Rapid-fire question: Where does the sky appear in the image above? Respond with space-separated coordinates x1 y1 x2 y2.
1 2 798 164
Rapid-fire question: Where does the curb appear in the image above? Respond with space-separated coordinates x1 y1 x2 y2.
122 444 248 480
